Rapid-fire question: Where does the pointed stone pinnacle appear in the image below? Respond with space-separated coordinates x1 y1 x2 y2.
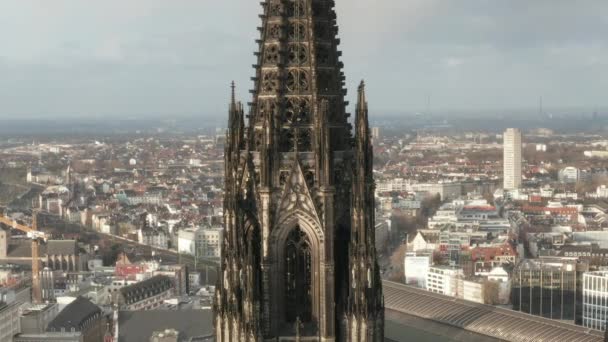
231 81 236 105
358 80 365 92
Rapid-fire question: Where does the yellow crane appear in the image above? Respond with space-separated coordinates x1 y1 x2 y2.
0 208 47 303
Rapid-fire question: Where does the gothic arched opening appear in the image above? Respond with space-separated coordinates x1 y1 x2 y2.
246 222 263 298
284 225 312 323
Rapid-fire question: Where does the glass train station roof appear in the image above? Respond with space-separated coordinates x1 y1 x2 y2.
383 281 604 342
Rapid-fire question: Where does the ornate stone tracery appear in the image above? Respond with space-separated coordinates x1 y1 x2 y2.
285 97 311 125
268 3 282 17
262 70 279 94
287 44 308 65
285 1 306 18
267 24 282 40
286 69 310 93
264 44 281 65
288 23 307 40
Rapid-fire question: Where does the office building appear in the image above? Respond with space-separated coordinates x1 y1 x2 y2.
426 265 464 297
583 271 608 331
503 128 522 190
372 127 381 140
511 257 586 322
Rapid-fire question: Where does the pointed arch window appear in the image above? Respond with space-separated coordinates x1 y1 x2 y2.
284 225 312 323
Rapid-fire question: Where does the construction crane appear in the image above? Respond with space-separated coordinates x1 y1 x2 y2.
0 208 47 303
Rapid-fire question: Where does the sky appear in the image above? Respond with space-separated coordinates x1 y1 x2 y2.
1 0 608 119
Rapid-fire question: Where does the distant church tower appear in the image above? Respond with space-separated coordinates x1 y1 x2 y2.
214 1 384 341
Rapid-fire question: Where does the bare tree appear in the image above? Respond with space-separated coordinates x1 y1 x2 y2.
483 280 500 305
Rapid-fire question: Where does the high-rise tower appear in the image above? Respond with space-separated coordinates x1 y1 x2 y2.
214 1 384 341
503 128 522 190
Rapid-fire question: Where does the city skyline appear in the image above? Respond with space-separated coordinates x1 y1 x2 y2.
1 0 608 118
4 2 608 342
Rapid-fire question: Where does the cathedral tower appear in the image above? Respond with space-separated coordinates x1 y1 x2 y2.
214 1 384 341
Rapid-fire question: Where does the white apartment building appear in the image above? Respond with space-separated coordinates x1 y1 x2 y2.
198 227 223 258
503 128 522 190
583 271 608 331
178 227 223 258
426 266 464 297
404 252 432 288
138 228 168 250
375 178 410 194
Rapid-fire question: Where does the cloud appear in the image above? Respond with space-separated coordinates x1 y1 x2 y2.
0 0 607 117
443 57 464 68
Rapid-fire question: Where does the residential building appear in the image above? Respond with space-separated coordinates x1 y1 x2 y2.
138 229 168 250
116 190 162 206
138 214 168 250
559 244 608 265
438 231 472 264
197 228 223 258
112 275 173 310
470 243 517 275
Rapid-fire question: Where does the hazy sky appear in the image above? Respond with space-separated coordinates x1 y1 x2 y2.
1 0 608 118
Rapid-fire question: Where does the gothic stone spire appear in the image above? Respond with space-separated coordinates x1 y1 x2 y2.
215 1 384 341
345 80 384 342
